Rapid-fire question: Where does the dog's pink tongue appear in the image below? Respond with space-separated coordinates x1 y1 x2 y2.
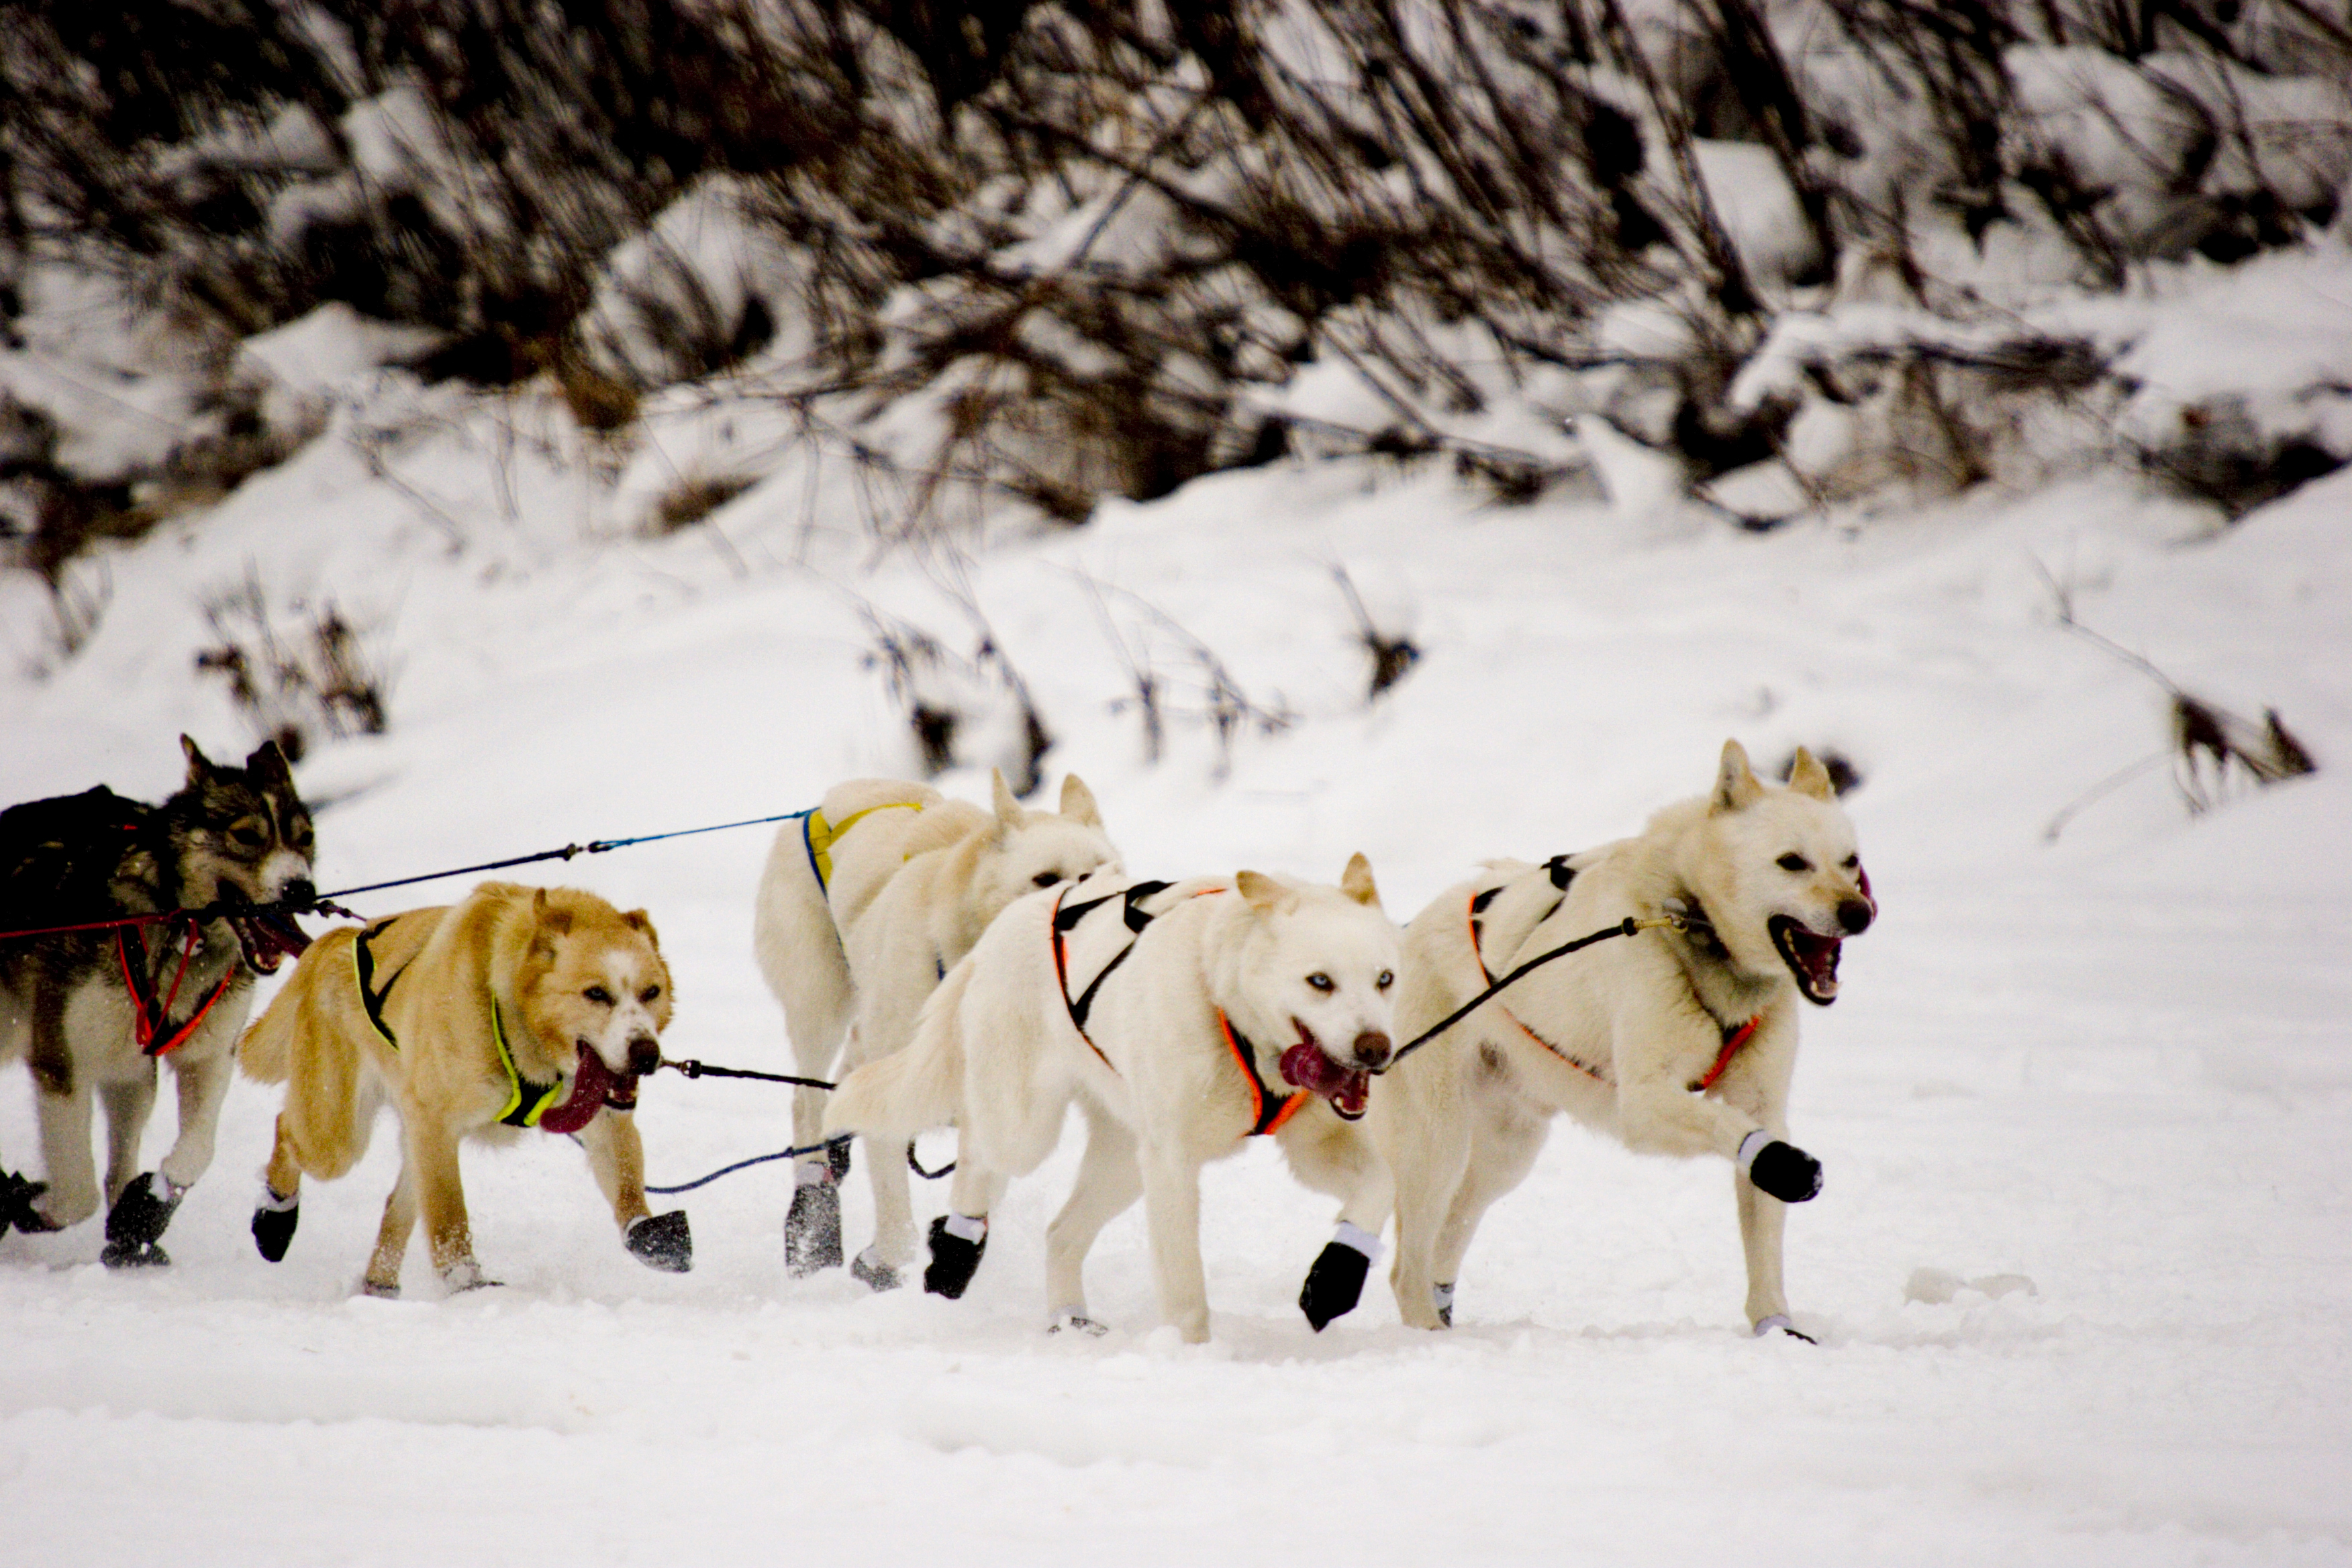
537 1045 630 1135
1279 1044 1371 1121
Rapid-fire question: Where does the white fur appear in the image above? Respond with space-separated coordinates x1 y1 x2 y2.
1370 740 1873 1334
826 856 1401 1343
751 770 1118 1271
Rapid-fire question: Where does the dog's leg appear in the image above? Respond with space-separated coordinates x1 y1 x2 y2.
254 1112 305 1263
404 1122 487 1292
156 1048 232 1194
1044 1107 1141 1330
1138 1138 1212 1343
1736 1165 1804 1337
30 1078 101 1228
925 1164 1004 1300
1280 1118 1395 1332
1426 1106 1549 1325
1385 1094 1474 1332
581 1110 693 1273
364 1160 418 1296
98 1071 186 1267
96 1071 154 1210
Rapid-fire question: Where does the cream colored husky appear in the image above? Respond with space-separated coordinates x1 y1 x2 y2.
826 856 1400 1343
752 771 1118 1287
1371 741 1874 1339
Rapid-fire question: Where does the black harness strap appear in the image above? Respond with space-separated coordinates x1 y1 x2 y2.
1217 1012 1307 1136
1053 881 1171 1036
352 920 415 1050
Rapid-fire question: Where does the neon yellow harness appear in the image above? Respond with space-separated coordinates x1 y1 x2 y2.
801 799 923 889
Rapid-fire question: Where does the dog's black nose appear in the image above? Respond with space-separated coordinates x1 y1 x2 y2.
1352 1031 1393 1071
627 1036 661 1076
1837 899 1874 935
281 878 317 910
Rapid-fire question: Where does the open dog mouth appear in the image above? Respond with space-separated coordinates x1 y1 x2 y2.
216 893 311 975
1769 914 1842 1006
1278 1023 1371 1121
535 1042 643 1134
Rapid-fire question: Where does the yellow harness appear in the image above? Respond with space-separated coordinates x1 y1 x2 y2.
801 800 924 890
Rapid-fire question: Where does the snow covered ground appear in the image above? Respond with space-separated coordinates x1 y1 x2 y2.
4 334 2351 1564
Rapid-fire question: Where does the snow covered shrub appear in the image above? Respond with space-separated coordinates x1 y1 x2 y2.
195 572 391 760
859 607 1052 795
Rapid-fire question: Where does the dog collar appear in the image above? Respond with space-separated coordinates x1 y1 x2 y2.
488 997 567 1128
1215 1012 1309 1137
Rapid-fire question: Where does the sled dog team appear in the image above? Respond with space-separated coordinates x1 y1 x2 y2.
2 736 1873 1341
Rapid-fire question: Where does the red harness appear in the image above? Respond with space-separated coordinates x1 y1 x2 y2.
115 918 236 1058
1466 889 1757 1093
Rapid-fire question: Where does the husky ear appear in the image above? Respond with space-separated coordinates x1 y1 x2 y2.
1058 773 1103 828
1712 739 1764 814
623 908 660 950
991 768 1024 834
1338 852 1381 908
244 740 295 789
1235 870 1295 915
180 734 215 788
1787 746 1836 801
534 887 574 936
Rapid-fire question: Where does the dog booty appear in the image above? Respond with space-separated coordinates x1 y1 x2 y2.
101 1173 184 1268
784 1175 844 1276
1 1170 57 1235
1432 1281 1456 1328
626 1210 693 1273
1300 1244 1370 1331
252 1187 299 1263
923 1214 987 1299
826 1136 853 1182
850 1248 901 1292
1738 1132 1823 1204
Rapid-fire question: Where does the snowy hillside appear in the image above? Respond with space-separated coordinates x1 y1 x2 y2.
5 270 2351 1563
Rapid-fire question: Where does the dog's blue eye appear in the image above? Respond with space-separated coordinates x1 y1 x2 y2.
1377 970 1394 990
1306 973 1335 993
585 986 613 1006
1777 854 1810 873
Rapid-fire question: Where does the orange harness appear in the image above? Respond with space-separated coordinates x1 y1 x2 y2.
1466 885 1758 1094
115 919 235 1058
1050 881 1306 1138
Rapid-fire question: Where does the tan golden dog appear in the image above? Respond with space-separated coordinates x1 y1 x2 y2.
238 881 688 1296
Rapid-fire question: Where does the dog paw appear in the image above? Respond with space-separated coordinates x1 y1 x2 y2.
784 1179 843 1276
103 1172 185 1252
826 1135 852 1183
440 1261 501 1293
1753 1314 1817 1344
922 1215 987 1299
1 1171 60 1234
1738 1134 1823 1204
252 1198 299 1263
99 1238 171 1269
359 1279 401 1300
1048 1309 1108 1336
1432 1281 1456 1328
1299 1240 1371 1331
626 1210 693 1272
849 1248 901 1292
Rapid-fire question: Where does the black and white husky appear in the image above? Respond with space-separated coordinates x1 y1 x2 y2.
1 737 314 1264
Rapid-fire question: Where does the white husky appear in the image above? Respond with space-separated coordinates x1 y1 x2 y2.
752 771 1118 1287
1369 741 1874 1339
825 856 1400 1342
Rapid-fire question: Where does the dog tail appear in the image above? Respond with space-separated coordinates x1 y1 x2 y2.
238 929 377 1181
236 931 342 1085
824 959 971 1142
